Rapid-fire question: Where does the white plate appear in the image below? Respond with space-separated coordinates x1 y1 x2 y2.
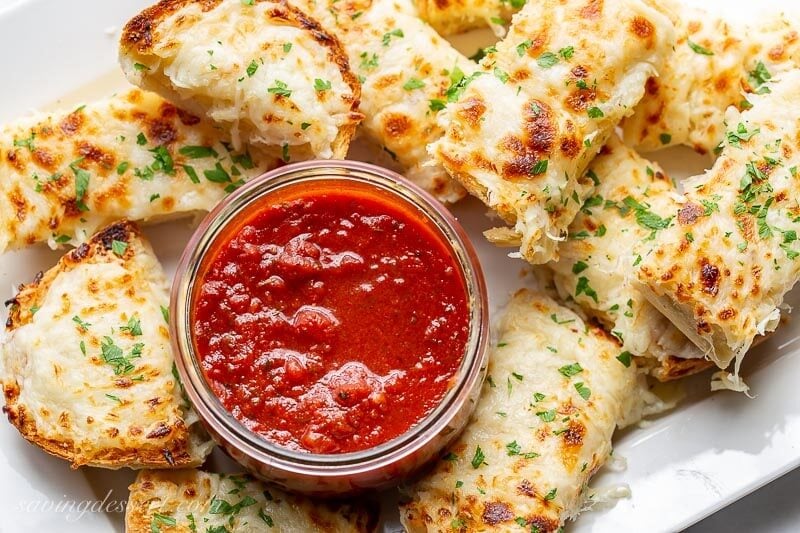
0 0 798 531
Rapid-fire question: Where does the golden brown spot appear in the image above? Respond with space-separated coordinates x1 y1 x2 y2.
5 149 24 172
373 73 402 91
580 0 603 20
571 65 588 79
77 142 115 168
630 16 655 39
645 76 659 96
148 119 177 145
177 108 201 126
517 479 535 498
715 75 730 92
457 97 487 129
700 261 720 296
32 148 58 171
482 501 513 525
678 202 704 225
565 88 597 113
60 112 85 136
9 186 29 222
560 136 581 159
146 423 171 439
382 114 411 138
718 308 736 320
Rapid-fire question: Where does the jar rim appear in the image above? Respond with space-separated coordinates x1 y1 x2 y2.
170 160 489 478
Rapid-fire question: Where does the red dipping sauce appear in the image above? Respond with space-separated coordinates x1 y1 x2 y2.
191 181 470 454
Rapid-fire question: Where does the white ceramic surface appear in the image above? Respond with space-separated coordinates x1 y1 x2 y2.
0 0 798 532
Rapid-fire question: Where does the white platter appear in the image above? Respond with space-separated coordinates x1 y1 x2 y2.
0 0 799 531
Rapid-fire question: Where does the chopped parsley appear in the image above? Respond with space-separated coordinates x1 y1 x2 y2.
587 106 604 119
748 61 772 94
471 446 486 468
659 133 672 145
558 362 583 378
531 159 548 175
574 382 591 400
402 77 425 91
72 315 91 331
382 28 404 46
179 145 218 159
544 488 557 501
572 260 588 274
575 276 598 303
687 40 714 55
616 351 632 368
537 52 559 69
516 39 532 57
120 315 142 336
111 240 128 257
493 67 510 84
727 123 760 147
13 132 35 151
101 336 142 375
622 196 672 231
314 78 332 92
246 60 259 77
150 513 176 532
67 160 92 213
550 313 575 325
506 440 521 456
258 507 274 527
267 80 292 97
283 42 292 53
536 409 556 422
469 45 496 62
116 161 129 175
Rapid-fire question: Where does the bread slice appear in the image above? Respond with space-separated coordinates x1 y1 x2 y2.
430 0 675 263
120 0 362 159
0 88 277 254
1 221 212 468
401 289 660 532
126 469 379 532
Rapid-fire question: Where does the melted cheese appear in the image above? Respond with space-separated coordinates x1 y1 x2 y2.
622 4 748 155
401 289 654 532
0 221 212 468
120 0 362 158
744 14 800 77
414 0 519 36
0 88 277 254
637 69 800 372
430 0 675 264
547 136 706 380
296 0 471 202
125 469 377 532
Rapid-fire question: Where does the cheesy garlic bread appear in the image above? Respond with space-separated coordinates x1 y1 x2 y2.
0 221 212 468
430 0 675 263
120 0 362 159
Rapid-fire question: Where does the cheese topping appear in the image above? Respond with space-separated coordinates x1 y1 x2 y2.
430 0 675 263
0 88 276 254
401 289 656 532
0 221 212 468
637 69 800 372
120 0 362 159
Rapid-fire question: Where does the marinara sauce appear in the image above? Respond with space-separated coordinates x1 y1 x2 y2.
191 181 469 454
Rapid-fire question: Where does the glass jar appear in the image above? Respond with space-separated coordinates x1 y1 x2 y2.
170 160 488 495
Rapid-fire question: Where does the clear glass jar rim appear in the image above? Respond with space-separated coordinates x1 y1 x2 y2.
170 160 489 476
